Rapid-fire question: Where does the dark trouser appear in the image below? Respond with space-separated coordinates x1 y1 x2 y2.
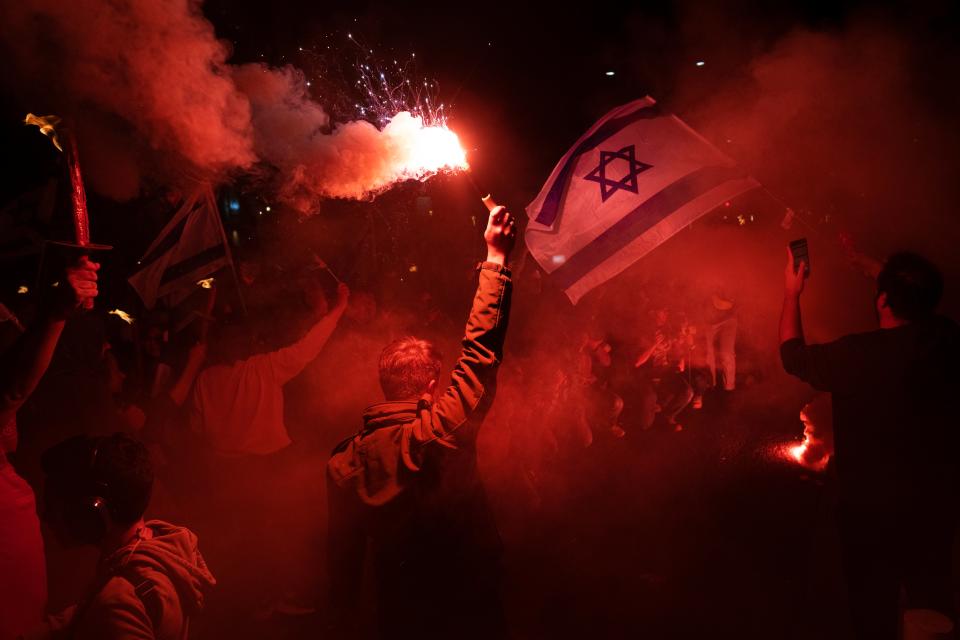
838 503 956 640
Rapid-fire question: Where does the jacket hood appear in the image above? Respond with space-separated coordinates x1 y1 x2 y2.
362 401 420 432
100 520 216 615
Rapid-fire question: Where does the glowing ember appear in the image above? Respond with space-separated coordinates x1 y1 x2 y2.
197 278 215 289
17 285 28 294
108 309 135 325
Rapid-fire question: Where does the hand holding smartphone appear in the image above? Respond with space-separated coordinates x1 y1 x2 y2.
789 238 810 277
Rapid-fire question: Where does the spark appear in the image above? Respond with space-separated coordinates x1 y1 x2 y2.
17 285 28 294
197 278 215 289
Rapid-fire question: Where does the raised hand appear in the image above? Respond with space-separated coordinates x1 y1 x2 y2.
484 205 517 266
785 246 807 298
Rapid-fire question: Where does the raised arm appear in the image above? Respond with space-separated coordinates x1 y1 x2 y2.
634 333 664 367
0 256 99 426
779 246 807 347
266 282 350 385
779 245 853 392
426 205 517 441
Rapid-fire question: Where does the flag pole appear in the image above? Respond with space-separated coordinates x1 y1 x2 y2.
208 186 248 317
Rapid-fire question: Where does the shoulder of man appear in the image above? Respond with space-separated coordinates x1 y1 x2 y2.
327 433 364 486
76 572 163 639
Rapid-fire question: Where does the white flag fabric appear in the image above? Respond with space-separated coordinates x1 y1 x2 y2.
128 185 230 309
525 96 759 303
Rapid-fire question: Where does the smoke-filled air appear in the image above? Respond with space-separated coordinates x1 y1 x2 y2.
1 1 958 640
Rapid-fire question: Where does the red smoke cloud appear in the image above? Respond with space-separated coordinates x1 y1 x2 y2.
1 0 462 211
0 0 255 198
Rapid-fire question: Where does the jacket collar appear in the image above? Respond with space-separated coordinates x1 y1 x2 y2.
362 401 418 432
362 397 431 433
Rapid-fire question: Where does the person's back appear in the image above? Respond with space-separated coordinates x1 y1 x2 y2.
793 316 960 508
780 249 959 638
189 284 349 456
327 205 516 639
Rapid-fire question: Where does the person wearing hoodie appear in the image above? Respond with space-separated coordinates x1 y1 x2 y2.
24 433 215 640
327 204 516 639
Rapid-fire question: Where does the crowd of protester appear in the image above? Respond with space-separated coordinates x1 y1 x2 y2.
1 200 958 640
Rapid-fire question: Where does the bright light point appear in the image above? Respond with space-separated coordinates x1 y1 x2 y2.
789 443 805 463
696 60 705 67
17 285 28 294
265 206 271 212
409 265 418 273
197 278 215 289
605 71 615 76
306 81 311 87
108 309 135 325
552 255 567 265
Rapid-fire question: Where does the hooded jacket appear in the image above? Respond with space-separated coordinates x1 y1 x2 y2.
326 263 512 633
29 521 215 640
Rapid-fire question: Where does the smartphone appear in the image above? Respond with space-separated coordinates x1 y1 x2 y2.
789 238 810 276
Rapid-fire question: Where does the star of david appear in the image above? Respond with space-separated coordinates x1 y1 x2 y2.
583 144 653 202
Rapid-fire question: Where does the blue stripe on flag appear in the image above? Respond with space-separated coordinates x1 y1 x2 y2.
549 166 748 290
534 104 661 226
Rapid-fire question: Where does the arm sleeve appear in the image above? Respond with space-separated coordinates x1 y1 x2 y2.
780 336 859 393
424 264 512 445
265 308 345 385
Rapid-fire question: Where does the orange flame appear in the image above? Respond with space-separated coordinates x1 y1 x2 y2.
24 113 64 152
108 309 135 325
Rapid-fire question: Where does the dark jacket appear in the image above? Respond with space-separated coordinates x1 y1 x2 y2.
781 315 960 509
326 263 512 638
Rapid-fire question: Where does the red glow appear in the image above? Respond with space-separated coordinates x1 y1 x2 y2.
780 432 830 472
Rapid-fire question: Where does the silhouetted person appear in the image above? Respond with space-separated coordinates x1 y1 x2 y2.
0 256 98 640
189 281 349 455
327 205 516 639
28 433 215 639
635 307 694 430
780 249 959 639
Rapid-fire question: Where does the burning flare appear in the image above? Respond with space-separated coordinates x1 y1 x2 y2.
782 395 833 472
196 278 215 289
395 116 469 179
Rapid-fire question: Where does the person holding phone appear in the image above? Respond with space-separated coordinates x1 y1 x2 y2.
779 245 960 639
